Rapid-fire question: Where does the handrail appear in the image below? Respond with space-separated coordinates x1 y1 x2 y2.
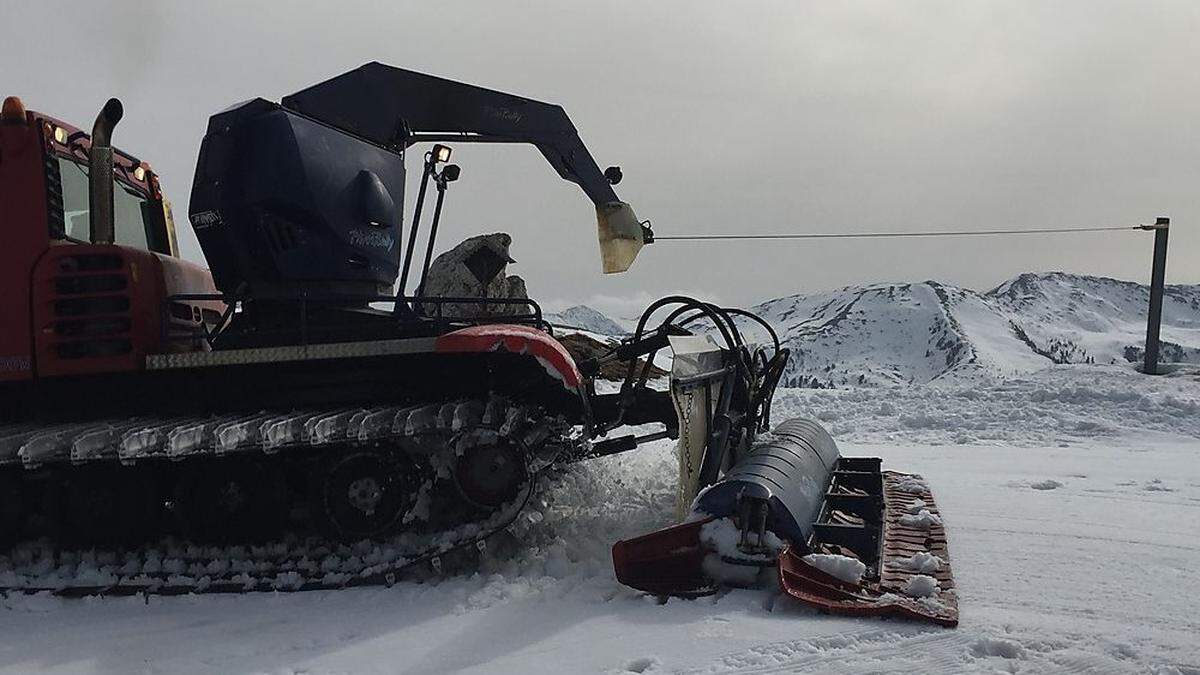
161 292 549 348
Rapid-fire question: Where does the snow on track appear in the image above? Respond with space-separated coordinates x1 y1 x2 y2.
0 365 1197 674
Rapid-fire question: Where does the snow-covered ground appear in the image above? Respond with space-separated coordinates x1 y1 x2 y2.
1 365 1197 674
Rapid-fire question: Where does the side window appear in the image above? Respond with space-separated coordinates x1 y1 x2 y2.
55 156 92 241
49 156 163 253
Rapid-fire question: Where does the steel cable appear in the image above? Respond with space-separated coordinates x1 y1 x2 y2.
653 224 1141 241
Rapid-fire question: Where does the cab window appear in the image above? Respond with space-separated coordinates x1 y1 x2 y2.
50 156 168 254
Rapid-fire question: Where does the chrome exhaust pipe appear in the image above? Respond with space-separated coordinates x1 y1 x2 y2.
88 98 123 245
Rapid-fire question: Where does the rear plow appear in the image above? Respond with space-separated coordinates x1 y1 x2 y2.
612 416 958 627
577 298 958 627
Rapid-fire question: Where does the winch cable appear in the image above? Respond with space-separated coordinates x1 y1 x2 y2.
652 223 1145 241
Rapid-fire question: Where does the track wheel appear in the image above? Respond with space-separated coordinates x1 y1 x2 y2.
175 460 286 543
0 473 25 545
319 451 418 540
453 439 528 510
61 466 158 546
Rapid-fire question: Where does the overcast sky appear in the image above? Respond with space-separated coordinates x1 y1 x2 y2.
4 1 1196 316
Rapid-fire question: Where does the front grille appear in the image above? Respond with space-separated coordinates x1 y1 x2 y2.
54 317 132 337
54 295 131 317
49 254 133 359
55 274 127 295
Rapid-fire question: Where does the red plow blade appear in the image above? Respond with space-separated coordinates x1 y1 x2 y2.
612 518 717 597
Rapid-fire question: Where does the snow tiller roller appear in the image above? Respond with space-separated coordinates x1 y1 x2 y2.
601 299 958 627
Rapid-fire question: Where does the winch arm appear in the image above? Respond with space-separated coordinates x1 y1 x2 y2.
281 62 619 206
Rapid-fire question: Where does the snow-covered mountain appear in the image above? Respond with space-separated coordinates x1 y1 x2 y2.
552 273 1200 388
755 272 1200 387
989 272 1200 366
545 305 628 336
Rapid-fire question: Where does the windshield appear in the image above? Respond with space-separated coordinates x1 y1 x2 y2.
50 156 167 253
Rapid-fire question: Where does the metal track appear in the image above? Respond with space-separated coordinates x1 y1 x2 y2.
0 398 563 469
0 397 571 596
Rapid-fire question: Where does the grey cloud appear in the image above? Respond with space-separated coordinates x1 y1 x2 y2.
4 0 1195 309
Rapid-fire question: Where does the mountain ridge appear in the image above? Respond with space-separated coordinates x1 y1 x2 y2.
551 272 1200 387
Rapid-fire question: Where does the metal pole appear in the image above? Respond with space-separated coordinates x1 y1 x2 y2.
397 158 434 298
415 180 448 314
1142 217 1170 375
417 183 446 299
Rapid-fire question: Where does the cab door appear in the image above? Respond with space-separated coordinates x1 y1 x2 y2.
0 111 50 383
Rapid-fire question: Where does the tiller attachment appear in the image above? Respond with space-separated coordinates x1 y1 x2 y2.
597 298 956 627
613 418 958 627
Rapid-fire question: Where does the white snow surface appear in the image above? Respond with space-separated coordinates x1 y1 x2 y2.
1 365 1198 673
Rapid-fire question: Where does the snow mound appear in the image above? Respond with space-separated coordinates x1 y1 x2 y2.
621 656 662 673
1145 479 1174 492
697 517 782 586
903 574 940 598
698 517 742 555
893 476 929 494
903 551 944 574
698 517 784 559
802 553 866 583
969 636 1027 660
899 509 942 529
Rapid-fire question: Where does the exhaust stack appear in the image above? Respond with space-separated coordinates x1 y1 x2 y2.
88 98 123 245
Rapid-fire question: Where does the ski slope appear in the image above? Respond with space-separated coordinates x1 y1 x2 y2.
0 364 1196 674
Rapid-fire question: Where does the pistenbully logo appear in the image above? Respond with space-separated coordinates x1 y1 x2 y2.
190 211 222 230
348 229 396 251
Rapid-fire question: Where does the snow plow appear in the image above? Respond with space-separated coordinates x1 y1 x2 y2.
0 66 955 626
610 324 958 627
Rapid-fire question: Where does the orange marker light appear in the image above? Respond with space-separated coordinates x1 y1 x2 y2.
1 96 27 124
